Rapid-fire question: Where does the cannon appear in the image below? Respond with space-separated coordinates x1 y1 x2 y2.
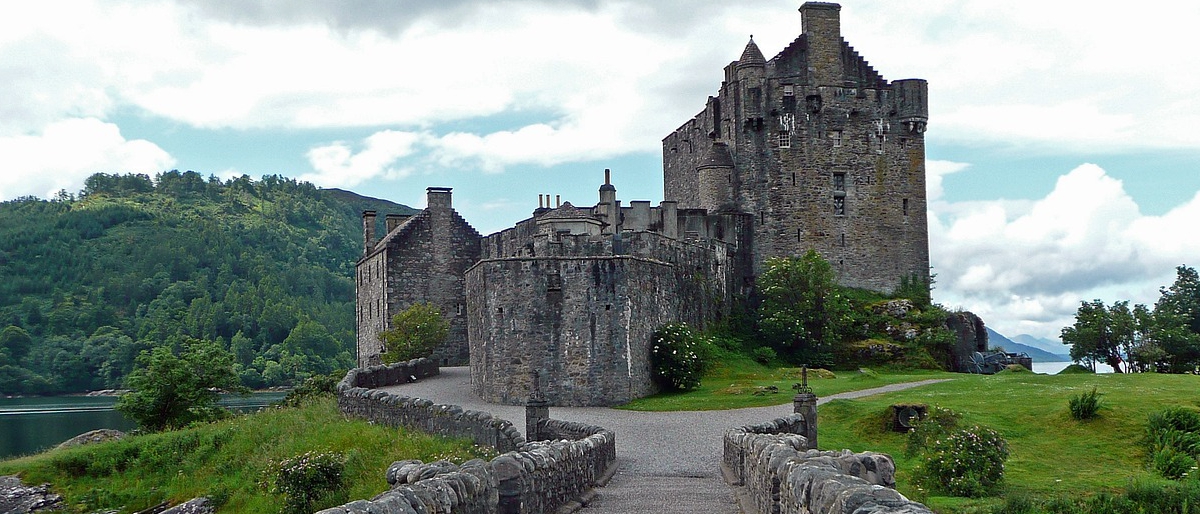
964 350 1032 374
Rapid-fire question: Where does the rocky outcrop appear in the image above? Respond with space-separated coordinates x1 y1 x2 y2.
56 428 126 449
944 311 988 372
160 497 215 514
0 475 62 513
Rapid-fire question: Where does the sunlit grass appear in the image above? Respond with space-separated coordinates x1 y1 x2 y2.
0 396 494 513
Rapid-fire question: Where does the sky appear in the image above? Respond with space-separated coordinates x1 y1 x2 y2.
2 0 1199 344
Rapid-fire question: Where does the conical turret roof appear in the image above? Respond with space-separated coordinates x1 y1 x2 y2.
738 36 766 67
697 141 735 169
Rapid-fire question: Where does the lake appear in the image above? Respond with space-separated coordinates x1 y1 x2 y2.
0 392 287 460
1031 360 1115 374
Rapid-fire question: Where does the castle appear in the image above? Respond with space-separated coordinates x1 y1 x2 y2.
356 2 929 406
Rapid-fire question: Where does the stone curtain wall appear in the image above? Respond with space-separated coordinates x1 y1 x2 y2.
724 414 933 514
324 363 617 514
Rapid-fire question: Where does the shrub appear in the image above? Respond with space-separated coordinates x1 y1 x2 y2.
1068 387 1103 420
278 371 342 408
271 451 347 514
751 346 777 365
1057 363 1094 375
914 424 1009 497
650 323 710 391
1152 446 1197 480
905 406 961 457
380 303 449 364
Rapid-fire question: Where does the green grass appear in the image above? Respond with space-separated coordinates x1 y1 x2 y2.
618 355 952 411
813 371 1200 512
0 396 494 513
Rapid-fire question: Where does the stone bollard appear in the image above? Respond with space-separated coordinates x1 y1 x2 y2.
793 366 818 449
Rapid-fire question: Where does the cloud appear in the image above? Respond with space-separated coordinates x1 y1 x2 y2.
0 118 175 200
302 130 425 187
931 163 1200 340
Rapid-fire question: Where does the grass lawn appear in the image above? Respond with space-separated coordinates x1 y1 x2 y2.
0 396 494 513
618 355 953 411
815 369 1200 512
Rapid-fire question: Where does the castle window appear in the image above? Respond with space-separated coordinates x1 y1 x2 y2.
778 130 791 148
840 233 846 246
783 85 795 96
797 228 802 241
791 172 796 186
831 130 842 148
833 196 846 216
903 198 909 216
833 173 846 191
456 303 464 316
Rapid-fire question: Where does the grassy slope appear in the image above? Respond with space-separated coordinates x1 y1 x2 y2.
619 356 951 411
815 370 1200 512
0 397 493 513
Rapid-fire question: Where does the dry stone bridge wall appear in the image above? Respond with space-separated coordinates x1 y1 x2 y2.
322 360 932 514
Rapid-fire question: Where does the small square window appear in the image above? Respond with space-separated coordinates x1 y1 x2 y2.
778 130 791 148
783 85 795 96
833 173 846 191
831 130 842 148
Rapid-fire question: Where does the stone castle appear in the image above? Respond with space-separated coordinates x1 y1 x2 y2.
356 2 929 406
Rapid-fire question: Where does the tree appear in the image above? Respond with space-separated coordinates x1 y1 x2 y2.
0 325 32 363
380 303 448 364
1151 265 1200 372
757 251 851 365
1062 300 1148 373
115 339 247 431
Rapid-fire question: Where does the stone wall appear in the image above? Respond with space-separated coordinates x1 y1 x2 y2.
724 414 932 514
324 365 617 514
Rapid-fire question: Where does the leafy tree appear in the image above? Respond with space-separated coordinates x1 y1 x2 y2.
1151 265 1200 372
0 325 32 363
116 339 247 431
757 251 851 366
1062 300 1139 373
380 303 448 364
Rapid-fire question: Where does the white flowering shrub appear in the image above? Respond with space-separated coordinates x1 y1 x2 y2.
272 451 347 513
650 323 710 391
915 424 1009 497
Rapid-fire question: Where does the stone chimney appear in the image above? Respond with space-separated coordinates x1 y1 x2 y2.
427 187 452 209
362 210 377 255
800 2 842 87
385 213 410 233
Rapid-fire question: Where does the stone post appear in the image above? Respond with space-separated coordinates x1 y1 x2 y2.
792 366 818 449
525 369 549 442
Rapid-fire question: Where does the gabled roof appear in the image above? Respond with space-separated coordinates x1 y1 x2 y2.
538 202 592 220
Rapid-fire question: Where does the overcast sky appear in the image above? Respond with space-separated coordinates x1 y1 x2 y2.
2 0 1198 343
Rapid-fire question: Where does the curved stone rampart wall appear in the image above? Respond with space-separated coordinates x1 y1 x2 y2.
321 362 617 514
724 414 932 514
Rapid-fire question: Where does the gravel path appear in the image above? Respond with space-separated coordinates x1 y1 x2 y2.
380 368 950 513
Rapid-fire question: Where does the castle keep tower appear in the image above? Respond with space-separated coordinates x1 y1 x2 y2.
663 1 930 292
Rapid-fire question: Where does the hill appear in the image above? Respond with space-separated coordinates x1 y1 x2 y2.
986 327 1071 363
0 171 415 395
1011 333 1070 355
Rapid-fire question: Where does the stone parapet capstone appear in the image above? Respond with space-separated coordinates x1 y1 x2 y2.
724 414 932 514
320 365 617 514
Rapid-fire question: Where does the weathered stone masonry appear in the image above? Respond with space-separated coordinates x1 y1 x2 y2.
325 360 617 514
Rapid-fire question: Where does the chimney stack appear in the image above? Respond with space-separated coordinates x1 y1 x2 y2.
799 2 843 87
362 210 377 255
426 187 452 209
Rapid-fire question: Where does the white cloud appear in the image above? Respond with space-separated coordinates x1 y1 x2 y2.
302 130 425 187
0 118 175 200
932 163 1200 340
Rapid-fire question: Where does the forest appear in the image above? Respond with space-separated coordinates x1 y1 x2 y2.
0 171 414 394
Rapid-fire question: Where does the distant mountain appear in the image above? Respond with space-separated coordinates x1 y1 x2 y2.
986 328 1072 363
1011 333 1071 355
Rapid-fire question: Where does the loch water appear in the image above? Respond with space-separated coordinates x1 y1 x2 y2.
0 392 286 460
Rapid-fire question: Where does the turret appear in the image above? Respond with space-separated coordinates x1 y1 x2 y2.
736 37 767 120
697 142 735 213
597 169 619 233
893 79 929 134
362 210 377 255
800 2 842 87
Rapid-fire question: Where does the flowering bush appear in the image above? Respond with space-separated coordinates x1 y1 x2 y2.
915 424 1009 497
650 323 710 391
272 451 347 513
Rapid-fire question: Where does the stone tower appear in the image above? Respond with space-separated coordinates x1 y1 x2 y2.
663 1 930 292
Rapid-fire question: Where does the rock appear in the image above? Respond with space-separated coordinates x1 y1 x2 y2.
160 497 214 514
0 475 63 513
56 429 126 449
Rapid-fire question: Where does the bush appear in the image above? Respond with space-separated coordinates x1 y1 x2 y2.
278 371 342 408
751 346 777 365
1057 363 1094 375
650 323 711 391
1145 406 1200 480
915 424 1009 497
380 303 449 364
1068 387 1103 420
905 406 961 457
1152 446 1197 480
271 451 347 513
